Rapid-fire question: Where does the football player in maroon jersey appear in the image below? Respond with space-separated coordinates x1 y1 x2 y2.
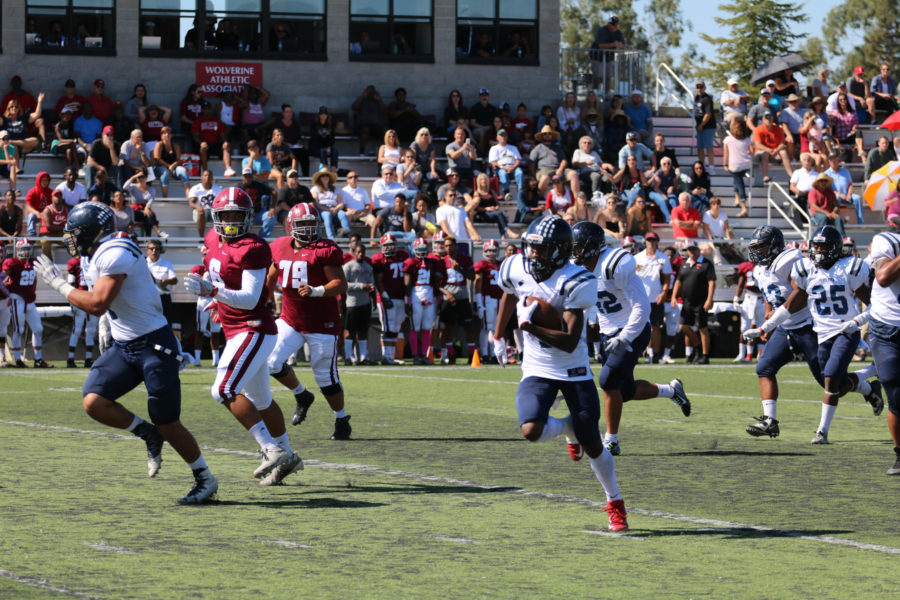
404 237 446 364
474 239 503 362
371 232 410 365
183 187 302 485
266 203 352 439
2 238 52 367
65 256 98 367
0 278 10 367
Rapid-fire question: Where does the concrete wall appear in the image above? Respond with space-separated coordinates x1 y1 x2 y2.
3 0 561 122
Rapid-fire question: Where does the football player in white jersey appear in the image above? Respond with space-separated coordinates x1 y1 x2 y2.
865 230 900 473
493 215 629 532
745 225 882 444
33 201 218 504
572 222 691 456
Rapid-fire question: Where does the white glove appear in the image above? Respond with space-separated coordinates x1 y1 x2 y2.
742 327 764 341
839 320 860 335
604 335 632 356
732 296 741 309
516 296 538 328
492 336 508 368
184 272 218 297
34 255 74 297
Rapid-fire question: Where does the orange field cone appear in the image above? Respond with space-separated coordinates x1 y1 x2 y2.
395 337 405 359
426 346 434 363
471 349 482 368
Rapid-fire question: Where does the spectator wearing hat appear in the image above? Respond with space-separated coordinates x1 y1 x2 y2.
388 87 421 145
192 101 234 177
0 131 20 191
488 129 523 200
266 127 297 190
309 105 339 171
85 126 118 189
275 169 314 229
693 81 717 172
445 126 478 185
239 166 276 238
824 151 864 224
752 110 793 182
574 105 604 152
2 75 37 115
52 107 87 172
870 61 899 115
529 125 580 195
634 230 672 362
86 79 114 122
763 80 783 113
137 103 172 142
55 79 86 118
104 101 135 147
371 164 407 211
591 15 626 91
671 240 716 364
808 172 844 236
779 93 807 159
469 88 499 156
311 168 350 238
720 78 749 124
618 130 654 172
846 66 875 123
746 88 773 131
624 89 653 142
340 171 375 226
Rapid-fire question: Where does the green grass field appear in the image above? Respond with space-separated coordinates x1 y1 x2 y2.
1 360 898 599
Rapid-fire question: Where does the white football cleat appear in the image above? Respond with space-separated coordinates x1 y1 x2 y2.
253 446 290 478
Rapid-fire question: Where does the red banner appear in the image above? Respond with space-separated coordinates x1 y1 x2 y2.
195 62 263 96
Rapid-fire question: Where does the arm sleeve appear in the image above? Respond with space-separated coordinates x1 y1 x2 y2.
619 273 651 342
213 267 267 310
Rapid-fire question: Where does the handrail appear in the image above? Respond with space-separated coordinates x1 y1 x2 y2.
654 62 694 113
766 182 810 237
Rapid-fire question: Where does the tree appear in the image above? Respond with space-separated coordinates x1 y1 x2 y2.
697 0 808 90
560 0 647 51
647 0 690 72
822 0 900 79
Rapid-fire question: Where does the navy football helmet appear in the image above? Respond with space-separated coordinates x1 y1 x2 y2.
571 221 606 265
523 215 573 282
63 201 115 257
810 225 843 269
748 225 785 266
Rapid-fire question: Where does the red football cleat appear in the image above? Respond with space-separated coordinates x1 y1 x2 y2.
566 441 583 461
605 499 629 532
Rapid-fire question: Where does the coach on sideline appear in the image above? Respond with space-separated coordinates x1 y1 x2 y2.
671 241 716 364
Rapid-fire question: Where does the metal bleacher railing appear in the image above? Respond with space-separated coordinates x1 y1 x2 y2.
559 48 646 100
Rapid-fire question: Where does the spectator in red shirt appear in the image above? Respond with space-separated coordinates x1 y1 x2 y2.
752 110 793 183
191 101 234 176
137 104 172 142
55 79 86 118
670 191 701 239
24 171 53 236
86 79 114 122
39 189 68 258
1 75 37 115
808 172 845 236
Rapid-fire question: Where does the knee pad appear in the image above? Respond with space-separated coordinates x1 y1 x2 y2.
271 362 291 378
320 382 343 396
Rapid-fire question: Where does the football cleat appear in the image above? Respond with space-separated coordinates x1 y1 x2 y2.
177 468 219 505
605 499 629 532
259 452 304 486
660 355 676 364
253 446 290 478
888 447 900 476
746 416 780 438
733 355 749 363
14 359 26 368
381 357 402 365
670 378 691 417
291 389 316 426
66 359 77 368
811 430 829 445
864 380 884 416
133 422 165 477
566 439 584 461
695 354 710 365
605 440 621 456
34 359 54 368
331 415 352 440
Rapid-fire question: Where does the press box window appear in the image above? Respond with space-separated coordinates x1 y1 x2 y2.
349 0 433 62
456 0 538 65
26 0 115 55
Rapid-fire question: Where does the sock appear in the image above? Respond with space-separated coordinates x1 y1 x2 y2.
763 399 777 420
127 415 146 432
536 416 566 442
333 408 347 418
85 348 93 360
853 364 877 380
188 456 208 471
12 347 21 361
194 349 202 362
248 421 278 450
479 330 488 357
383 342 394 360
855 379 872 396
663 347 672 357
647 348 655 360
685 346 694 357
756 342 765 358
656 383 674 398
290 383 307 395
344 338 353 359
466 342 476 358
359 340 368 360
273 433 293 453
589 451 621 502
422 330 432 354
34 348 42 360
737 342 746 358
212 349 220 364
409 331 419 356
604 432 619 444
68 347 75 359
560 414 577 443
818 403 837 433
593 341 601 357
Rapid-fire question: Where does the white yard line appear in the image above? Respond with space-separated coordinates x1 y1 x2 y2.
432 535 478 544
263 540 312 549
2 418 898 556
0 569 105 600
83 542 135 555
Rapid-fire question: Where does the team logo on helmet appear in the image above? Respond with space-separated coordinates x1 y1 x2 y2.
482 239 499 260
15 238 33 259
380 233 397 256
287 202 320 244
413 237 429 258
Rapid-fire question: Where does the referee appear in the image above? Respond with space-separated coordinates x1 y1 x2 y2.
671 241 716 364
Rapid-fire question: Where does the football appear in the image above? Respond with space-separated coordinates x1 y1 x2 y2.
524 296 564 330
